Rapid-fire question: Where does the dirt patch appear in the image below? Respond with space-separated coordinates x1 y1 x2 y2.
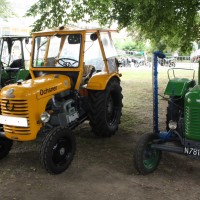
1 67 200 200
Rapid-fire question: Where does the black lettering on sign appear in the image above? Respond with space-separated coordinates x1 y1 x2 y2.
40 86 57 95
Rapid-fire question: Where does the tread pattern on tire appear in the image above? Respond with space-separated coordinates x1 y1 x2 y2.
0 137 13 159
134 133 161 175
88 78 123 137
40 126 76 174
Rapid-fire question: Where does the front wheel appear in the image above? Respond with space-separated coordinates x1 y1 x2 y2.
134 133 161 175
40 126 76 174
0 137 13 159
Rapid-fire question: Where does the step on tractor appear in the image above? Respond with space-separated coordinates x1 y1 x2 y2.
0 36 31 87
0 27 123 174
134 51 200 175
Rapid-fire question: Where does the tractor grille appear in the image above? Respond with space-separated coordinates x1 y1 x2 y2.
185 106 200 140
1 99 31 135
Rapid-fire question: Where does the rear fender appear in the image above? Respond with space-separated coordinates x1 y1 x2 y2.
86 72 121 90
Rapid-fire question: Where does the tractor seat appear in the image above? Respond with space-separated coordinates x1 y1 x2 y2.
5 59 23 73
4 59 23 73
9 59 23 69
5 68 20 73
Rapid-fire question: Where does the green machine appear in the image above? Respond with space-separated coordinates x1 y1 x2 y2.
0 36 31 88
134 52 200 175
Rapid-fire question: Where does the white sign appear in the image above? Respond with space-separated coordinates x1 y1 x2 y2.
0 115 28 127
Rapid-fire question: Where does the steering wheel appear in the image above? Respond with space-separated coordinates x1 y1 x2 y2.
58 58 78 67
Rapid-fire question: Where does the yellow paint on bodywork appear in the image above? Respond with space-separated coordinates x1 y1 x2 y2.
86 72 120 90
0 74 71 141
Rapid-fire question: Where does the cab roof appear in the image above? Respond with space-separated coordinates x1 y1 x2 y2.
32 26 117 36
0 35 31 40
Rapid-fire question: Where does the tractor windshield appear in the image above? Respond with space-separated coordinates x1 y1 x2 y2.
33 34 81 68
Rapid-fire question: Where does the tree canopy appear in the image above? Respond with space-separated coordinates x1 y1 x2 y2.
25 0 200 52
0 0 15 19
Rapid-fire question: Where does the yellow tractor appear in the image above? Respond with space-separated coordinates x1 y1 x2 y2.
0 27 123 174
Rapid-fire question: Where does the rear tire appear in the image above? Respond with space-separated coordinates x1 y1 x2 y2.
134 133 161 175
40 126 76 174
88 78 123 137
0 137 13 159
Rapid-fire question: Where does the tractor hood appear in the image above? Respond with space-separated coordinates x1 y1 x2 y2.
0 74 71 99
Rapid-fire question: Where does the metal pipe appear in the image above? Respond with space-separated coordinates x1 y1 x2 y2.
152 52 166 134
151 143 184 154
152 52 159 134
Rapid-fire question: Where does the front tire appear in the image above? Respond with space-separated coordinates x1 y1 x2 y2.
134 133 161 175
88 78 123 137
0 137 13 159
40 126 76 174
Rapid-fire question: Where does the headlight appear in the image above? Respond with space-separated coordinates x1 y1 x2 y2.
168 120 177 130
40 112 50 123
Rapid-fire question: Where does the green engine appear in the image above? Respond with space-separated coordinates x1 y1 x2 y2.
164 70 198 141
185 85 200 141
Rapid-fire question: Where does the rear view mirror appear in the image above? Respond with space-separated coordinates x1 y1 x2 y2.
6 38 13 55
25 37 29 44
68 34 81 44
90 33 98 41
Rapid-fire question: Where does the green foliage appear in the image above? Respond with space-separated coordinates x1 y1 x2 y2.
25 0 71 32
114 38 136 51
130 0 200 53
114 37 148 52
0 0 15 19
25 0 200 52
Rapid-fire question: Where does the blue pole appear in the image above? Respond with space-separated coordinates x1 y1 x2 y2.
152 52 165 134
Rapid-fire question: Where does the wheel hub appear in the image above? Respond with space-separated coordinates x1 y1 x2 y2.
59 147 65 156
52 137 72 166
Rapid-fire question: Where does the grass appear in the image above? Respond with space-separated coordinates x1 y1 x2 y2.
119 66 198 135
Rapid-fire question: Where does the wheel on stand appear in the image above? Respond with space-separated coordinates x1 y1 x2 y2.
40 126 76 174
134 133 161 175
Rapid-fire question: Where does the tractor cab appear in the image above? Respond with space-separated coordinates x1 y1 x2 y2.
30 27 119 90
0 36 31 87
